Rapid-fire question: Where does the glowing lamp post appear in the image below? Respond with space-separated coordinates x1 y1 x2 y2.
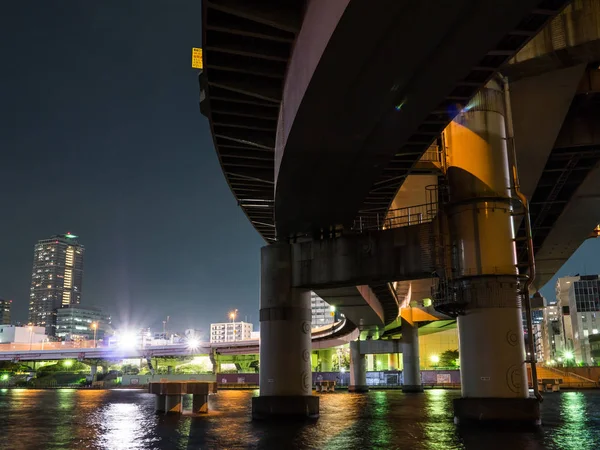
28 325 33 351
91 322 98 348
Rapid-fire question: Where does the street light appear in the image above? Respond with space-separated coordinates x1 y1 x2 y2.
91 322 98 348
430 354 440 368
28 325 33 351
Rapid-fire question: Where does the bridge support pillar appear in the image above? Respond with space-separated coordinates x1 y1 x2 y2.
155 395 166 413
90 364 98 382
320 349 333 372
445 79 536 425
252 244 318 420
348 341 368 392
401 321 423 392
388 353 399 371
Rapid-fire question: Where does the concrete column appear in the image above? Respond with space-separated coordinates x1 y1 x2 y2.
155 395 166 413
167 366 174 375
320 349 333 372
445 79 535 424
251 243 319 419
90 364 98 381
165 395 182 414
348 341 368 392
388 353 399 371
401 321 422 392
192 394 208 414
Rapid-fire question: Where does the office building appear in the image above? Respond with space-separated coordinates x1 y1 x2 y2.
311 292 335 328
55 305 112 341
556 275 600 365
28 233 84 335
210 321 253 343
0 299 11 325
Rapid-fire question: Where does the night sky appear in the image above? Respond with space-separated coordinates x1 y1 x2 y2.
1 2 599 334
0 1 264 333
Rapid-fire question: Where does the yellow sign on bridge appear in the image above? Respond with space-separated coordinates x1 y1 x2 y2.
192 47 203 69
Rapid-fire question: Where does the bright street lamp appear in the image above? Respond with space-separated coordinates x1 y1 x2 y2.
430 355 440 368
91 322 98 348
28 325 33 351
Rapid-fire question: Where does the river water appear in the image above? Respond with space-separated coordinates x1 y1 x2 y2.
0 388 599 449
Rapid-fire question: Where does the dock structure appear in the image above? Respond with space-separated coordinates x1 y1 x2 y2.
148 381 217 414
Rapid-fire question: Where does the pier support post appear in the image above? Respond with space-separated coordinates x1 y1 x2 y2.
348 341 368 392
251 244 319 420
155 395 166 413
192 394 208 414
165 395 182 414
401 321 423 392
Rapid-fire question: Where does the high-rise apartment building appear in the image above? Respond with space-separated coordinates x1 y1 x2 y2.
311 292 335 328
0 299 11 325
28 233 84 335
555 275 600 364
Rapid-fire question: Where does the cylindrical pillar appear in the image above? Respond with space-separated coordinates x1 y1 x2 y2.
388 353 399 371
165 395 182 414
401 320 423 392
348 341 368 392
192 394 208 414
251 244 319 419
90 364 98 381
445 79 535 424
320 349 333 372
167 366 173 375
155 395 166 413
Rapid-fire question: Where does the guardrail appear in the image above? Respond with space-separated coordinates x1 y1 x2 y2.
354 202 437 232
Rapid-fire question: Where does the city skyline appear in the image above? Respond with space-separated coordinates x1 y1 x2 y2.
0 1 263 333
1 1 599 335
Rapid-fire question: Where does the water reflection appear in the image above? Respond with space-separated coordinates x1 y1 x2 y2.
1 389 600 449
550 391 595 450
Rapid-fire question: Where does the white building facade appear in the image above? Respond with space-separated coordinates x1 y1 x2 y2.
0 325 46 344
210 321 253 343
311 292 335 328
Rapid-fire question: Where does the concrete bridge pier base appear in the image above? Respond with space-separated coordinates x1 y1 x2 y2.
155 395 166 413
348 341 368 393
401 321 423 393
252 244 319 420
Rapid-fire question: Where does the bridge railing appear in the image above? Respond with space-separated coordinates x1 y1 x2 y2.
353 202 437 232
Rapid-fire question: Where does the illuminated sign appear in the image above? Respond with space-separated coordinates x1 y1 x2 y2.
192 47 203 69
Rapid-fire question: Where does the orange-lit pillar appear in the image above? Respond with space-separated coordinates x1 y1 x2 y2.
445 79 536 424
252 244 319 420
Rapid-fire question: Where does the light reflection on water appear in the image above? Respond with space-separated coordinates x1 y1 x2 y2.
0 388 600 449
